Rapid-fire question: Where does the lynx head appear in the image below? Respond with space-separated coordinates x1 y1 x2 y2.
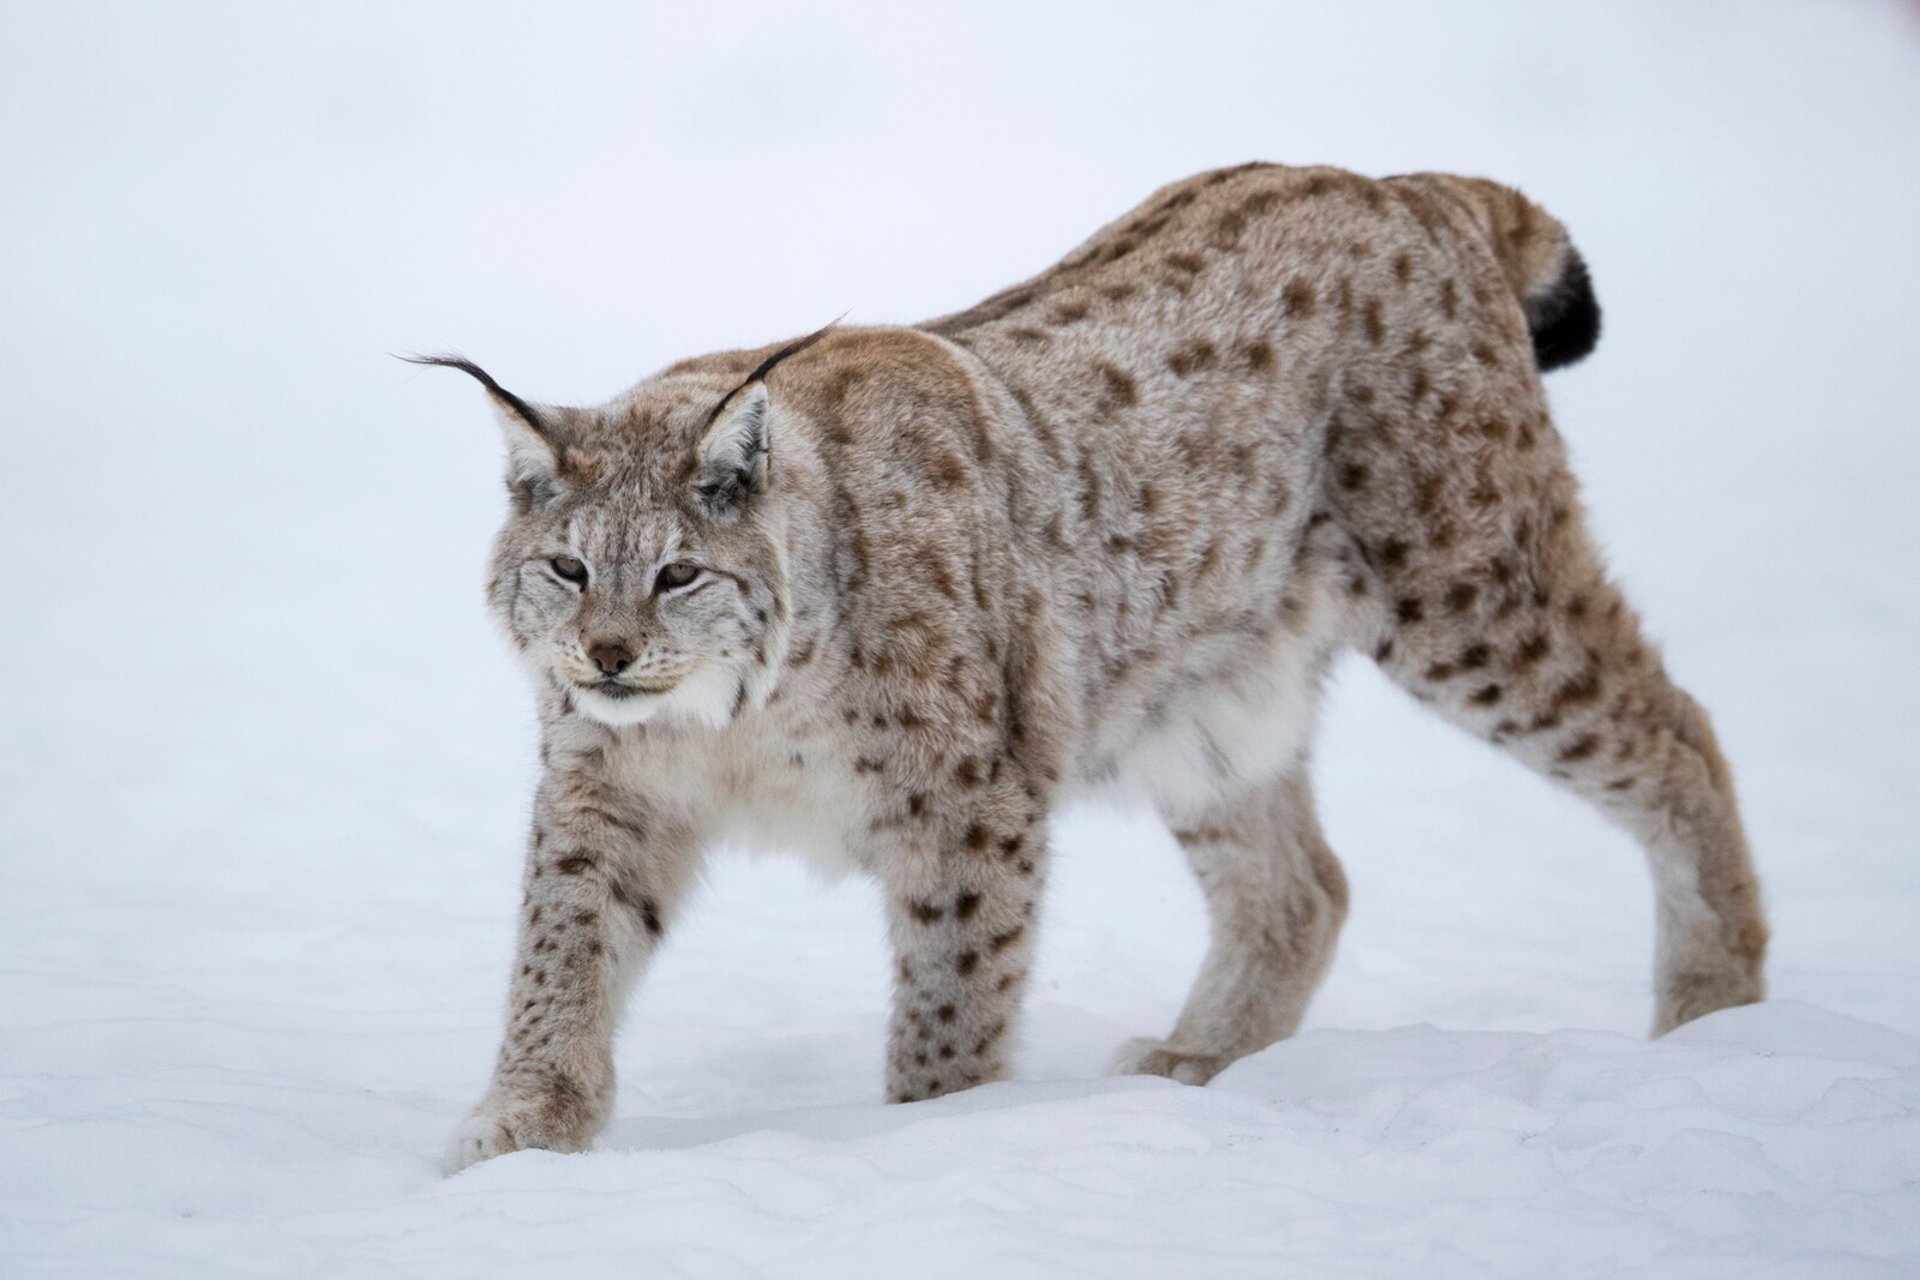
410 332 827 729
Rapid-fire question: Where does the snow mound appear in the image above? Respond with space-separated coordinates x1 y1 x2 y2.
5 1003 1917 1278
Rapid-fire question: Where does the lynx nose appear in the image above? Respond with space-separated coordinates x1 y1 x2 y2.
586 640 635 676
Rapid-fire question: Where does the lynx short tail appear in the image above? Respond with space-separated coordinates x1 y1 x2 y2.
1398 172 1602 371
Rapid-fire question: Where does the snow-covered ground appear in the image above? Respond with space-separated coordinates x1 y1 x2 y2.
4 3 1919 1276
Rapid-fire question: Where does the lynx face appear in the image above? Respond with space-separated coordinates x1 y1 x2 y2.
472 372 796 729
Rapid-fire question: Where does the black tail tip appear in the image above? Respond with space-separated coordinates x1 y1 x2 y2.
1527 249 1602 372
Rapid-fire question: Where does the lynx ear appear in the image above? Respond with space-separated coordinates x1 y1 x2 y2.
404 354 565 504
694 381 771 519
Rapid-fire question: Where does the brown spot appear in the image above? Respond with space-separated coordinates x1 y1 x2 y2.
1393 252 1413 284
1362 298 1386 346
1458 643 1491 670
1444 582 1479 613
957 950 979 975
1167 340 1219 378
1557 733 1602 764
1164 251 1205 276
1101 283 1137 303
911 901 945 924
1412 474 1443 517
1379 538 1410 569
936 1003 957 1024
930 450 968 489
1094 362 1138 414
989 927 1024 954
1470 684 1503 706
1210 208 1247 249
1241 340 1275 373
1424 662 1456 682
1050 300 1091 326
1281 278 1316 318
1512 632 1552 671
1551 669 1603 711
1338 462 1369 491
1395 597 1424 624
1241 187 1281 216
554 855 595 876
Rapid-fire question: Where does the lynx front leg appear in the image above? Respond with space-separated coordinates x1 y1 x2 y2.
880 797 1048 1103
448 767 698 1172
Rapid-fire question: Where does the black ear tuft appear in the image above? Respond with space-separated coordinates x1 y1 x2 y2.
700 322 840 431
400 352 553 439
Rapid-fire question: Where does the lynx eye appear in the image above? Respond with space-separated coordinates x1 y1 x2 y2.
549 555 588 584
654 561 701 592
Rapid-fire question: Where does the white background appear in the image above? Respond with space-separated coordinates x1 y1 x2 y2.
3 3 1918 1276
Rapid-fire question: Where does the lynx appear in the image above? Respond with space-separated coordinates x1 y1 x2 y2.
415 162 1767 1172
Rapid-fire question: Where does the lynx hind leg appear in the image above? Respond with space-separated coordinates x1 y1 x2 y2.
1112 764 1350 1085
1358 458 1766 1034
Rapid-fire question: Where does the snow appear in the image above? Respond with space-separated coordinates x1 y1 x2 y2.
4 2 1919 1276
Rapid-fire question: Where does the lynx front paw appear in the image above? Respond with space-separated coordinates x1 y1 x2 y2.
443 1075 606 1174
1108 1036 1229 1086
446 1110 532 1173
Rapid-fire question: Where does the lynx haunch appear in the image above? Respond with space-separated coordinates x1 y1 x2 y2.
415 162 1766 1172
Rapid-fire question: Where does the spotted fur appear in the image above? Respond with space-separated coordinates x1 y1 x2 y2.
428 162 1766 1171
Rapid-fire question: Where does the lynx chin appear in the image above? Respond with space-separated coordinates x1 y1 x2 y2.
414 162 1767 1172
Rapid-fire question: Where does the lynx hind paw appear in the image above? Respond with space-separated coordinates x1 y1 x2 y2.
1652 964 1767 1038
1108 1037 1229 1086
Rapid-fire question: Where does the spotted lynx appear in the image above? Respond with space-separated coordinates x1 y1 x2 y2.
416 162 1767 1171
